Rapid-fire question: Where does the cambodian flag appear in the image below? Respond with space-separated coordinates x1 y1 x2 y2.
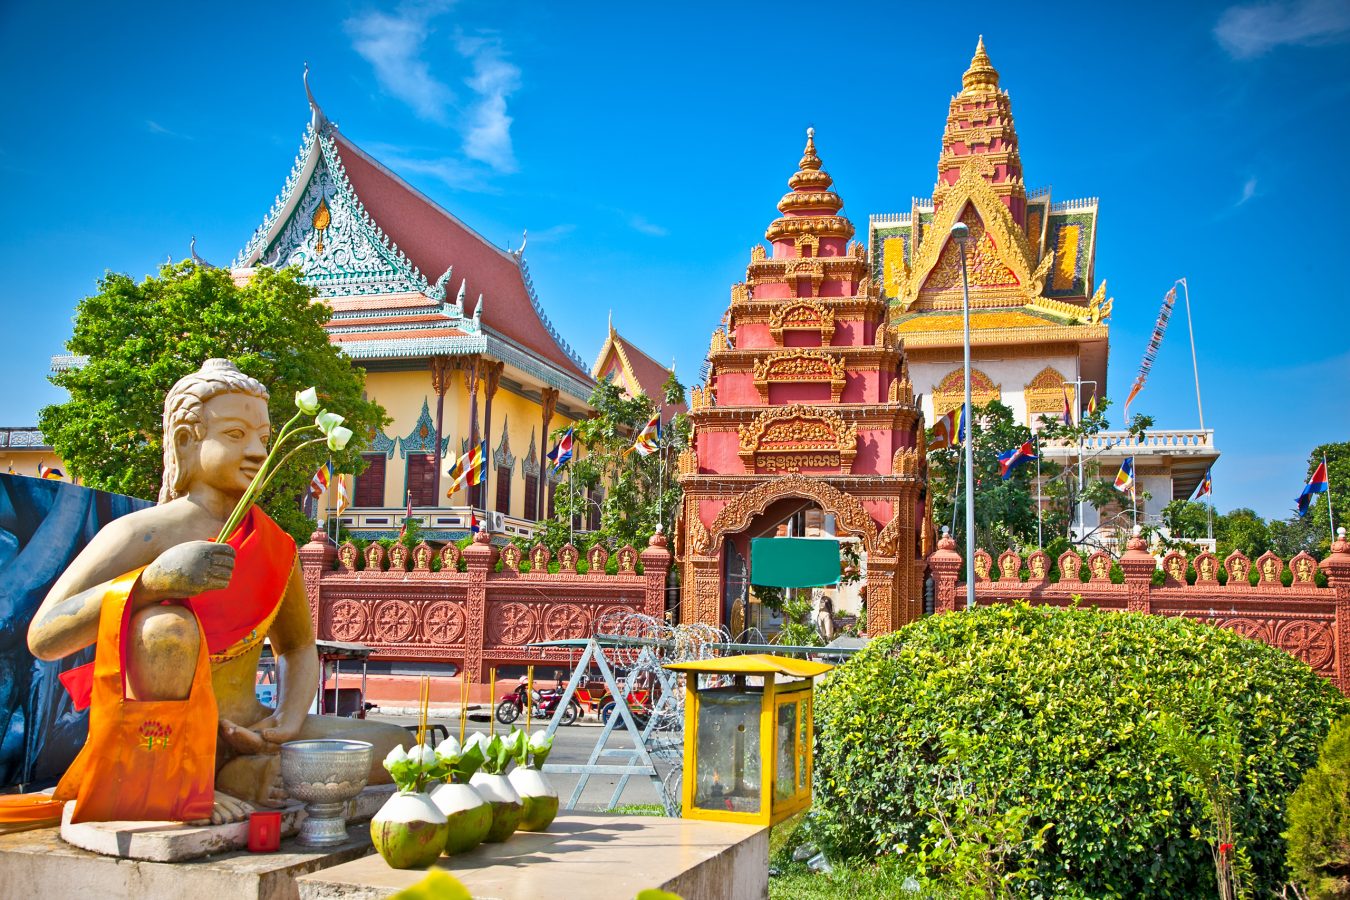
1061 388 1074 425
1297 459 1330 517
547 427 574 474
997 441 1037 480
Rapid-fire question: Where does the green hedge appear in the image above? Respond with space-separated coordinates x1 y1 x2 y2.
813 603 1350 897
1285 714 1350 898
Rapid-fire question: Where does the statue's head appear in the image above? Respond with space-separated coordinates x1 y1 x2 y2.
160 359 270 504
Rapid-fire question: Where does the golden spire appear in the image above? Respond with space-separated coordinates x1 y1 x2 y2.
769 127 852 242
786 127 834 194
799 127 821 171
962 35 1000 94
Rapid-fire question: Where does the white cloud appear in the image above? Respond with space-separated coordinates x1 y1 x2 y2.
363 142 497 193
146 120 193 140
628 214 669 237
1215 0 1350 58
455 35 521 173
345 2 457 123
1237 177 1258 205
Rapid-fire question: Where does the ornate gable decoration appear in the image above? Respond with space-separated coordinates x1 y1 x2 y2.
493 417 516 471
752 349 846 402
737 405 857 474
235 125 437 300
902 166 1052 311
398 399 439 458
1023 367 1070 417
932 368 1000 415
768 300 835 345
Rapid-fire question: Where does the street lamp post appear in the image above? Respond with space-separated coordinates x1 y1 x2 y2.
952 221 976 610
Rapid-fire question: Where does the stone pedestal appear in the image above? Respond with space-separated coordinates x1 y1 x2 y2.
297 812 768 900
0 823 373 900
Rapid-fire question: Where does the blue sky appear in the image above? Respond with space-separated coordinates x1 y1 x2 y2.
1 1 1346 519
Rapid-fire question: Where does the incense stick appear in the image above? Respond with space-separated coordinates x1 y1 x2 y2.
488 667 497 737
526 665 534 731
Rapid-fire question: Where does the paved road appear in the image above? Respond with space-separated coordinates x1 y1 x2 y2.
370 711 670 811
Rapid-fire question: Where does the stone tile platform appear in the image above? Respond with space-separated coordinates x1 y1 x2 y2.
296 813 768 900
0 822 374 900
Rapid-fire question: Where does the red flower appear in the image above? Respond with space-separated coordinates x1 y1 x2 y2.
1218 843 1234 855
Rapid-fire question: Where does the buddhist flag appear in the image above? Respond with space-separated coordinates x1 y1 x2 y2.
997 441 1037 480
1114 457 1136 494
336 476 350 515
446 440 487 496
628 413 661 457
927 410 958 451
1088 392 1098 416
547 427 574 474
1296 458 1330 518
5 460 14 476
1193 468 1213 500
38 462 64 480
309 461 333 500
1124 285 1178 417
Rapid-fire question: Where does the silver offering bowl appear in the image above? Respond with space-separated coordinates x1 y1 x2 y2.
280 739 374 847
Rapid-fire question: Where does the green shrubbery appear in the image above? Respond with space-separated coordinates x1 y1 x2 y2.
813 603 1350 897
1285 714 1350 898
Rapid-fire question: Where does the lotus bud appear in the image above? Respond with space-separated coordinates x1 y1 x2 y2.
435 736 462 759
384 744 410 768
316 411 345 434
410 744 438 767
327 425 354 451
295 387 320 414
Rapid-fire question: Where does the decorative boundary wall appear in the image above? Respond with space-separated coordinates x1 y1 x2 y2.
298 530 670 681
927 532 1350 694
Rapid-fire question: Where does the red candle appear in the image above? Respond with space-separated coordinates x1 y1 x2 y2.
247 810 282 852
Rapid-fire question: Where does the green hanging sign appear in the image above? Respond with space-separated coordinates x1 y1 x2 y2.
750 538 840 588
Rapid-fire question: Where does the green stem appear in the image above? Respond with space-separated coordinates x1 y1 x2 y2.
251 436 331 500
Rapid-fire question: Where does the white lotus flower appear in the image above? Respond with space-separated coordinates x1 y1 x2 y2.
465 731 491 751
529 729 553 752
435 736 462 759
327 425 354 451
384 744 409 766
294 387 319 414
315 411 345 434
409 744 438 767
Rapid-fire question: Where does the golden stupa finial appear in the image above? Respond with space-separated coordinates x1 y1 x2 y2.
962 35 1000 93
799 127 821 171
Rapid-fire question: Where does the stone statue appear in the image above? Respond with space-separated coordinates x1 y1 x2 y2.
811 589 835 642
27 360 406 824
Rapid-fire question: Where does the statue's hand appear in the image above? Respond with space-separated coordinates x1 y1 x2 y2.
139 541 236 603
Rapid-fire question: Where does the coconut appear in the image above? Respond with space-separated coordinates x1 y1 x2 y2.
469 772 523 842
370 791 450 870
508 767 559 832
429 781 493 854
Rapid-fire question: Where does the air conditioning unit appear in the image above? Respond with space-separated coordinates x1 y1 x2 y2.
490 511 506 533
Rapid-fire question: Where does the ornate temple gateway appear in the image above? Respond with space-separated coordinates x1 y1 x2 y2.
676 132 929 635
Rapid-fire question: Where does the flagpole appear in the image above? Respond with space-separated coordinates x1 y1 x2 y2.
1035 432 1042 549
1326 453 1336 538
568 465 575 547
1180 278 1205 433
953 221 976 610
950 445 963 538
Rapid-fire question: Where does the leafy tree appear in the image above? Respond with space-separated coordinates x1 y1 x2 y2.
1161 499 1215 540
542 372 689 552
927 400 1055 551
1285 714 1350 899
39 262 385 541
1296 441 1348 556
1216 507 1273 562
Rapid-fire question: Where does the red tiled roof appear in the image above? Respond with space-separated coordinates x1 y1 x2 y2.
332 133 589 382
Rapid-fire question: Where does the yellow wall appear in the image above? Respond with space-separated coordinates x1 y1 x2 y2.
314 366 581 522
4 449 74 484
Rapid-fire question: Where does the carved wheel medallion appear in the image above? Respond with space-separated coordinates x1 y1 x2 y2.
1276 621 1334 670
373 599 417 642
1219 618 1270 644
497 603 538 645
329 599 368 642
543 604 588 639
423 601 465 645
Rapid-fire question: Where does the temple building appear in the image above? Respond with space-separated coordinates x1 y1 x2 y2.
591 318 687 419
870 39 1218 540
227 81 613 540
676 130 929 635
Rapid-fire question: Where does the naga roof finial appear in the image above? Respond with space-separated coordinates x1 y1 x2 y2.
304 62 328 129
962 36 1000 94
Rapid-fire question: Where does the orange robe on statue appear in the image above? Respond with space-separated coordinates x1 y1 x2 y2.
52 507 295 823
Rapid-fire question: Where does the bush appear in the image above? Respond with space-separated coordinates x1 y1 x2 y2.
1286 714 1350 898
814 603 1350 897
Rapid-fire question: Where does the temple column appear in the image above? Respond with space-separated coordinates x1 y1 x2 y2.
1318 530 1350 693
430 356 453 502
538 387 559 520
480 361 504 513
463 529 497 682
1119 532 1155 613
640 531 672 620
928 532 962 614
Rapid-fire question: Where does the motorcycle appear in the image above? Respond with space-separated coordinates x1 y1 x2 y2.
495 681 580 726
